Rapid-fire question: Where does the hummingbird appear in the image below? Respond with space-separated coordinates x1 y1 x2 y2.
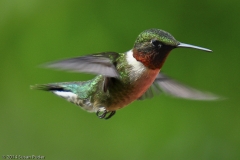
31 28 218 120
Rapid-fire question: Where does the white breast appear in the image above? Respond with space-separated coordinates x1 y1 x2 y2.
126 50 147 81
126 50 145 71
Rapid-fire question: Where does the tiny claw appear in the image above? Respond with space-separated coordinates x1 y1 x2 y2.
96 108 116 120
104 111 116 120
96 109 107 119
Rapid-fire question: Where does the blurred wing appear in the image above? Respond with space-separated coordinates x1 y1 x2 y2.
138 73 219 100
138 82 161 100
44 52 120 78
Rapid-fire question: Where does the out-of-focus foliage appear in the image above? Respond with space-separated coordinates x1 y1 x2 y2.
0 0 239 159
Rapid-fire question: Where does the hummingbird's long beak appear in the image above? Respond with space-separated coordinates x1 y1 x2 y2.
177 43 212 52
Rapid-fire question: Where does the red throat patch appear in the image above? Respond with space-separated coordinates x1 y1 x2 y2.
132 48 170 70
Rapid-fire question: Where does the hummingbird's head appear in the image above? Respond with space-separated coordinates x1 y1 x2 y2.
132 28 212 70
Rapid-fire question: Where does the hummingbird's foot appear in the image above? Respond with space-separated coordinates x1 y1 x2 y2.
105 111 116 120
96 108 116 120
96 109 107 119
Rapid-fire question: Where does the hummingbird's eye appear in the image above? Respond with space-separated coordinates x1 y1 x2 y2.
151 39 162 48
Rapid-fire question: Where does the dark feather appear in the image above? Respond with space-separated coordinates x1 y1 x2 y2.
102 77 113 92
31 84 69 92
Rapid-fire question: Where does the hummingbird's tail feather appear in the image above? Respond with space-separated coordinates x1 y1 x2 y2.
30 84 68 91
31 83 97 113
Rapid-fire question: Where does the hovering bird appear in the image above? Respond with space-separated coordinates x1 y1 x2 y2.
31 28 218 119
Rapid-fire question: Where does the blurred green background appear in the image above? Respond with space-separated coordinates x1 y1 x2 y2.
0 0 239 159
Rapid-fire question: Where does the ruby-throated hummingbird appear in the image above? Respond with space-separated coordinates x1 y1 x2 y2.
31 28 218 119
